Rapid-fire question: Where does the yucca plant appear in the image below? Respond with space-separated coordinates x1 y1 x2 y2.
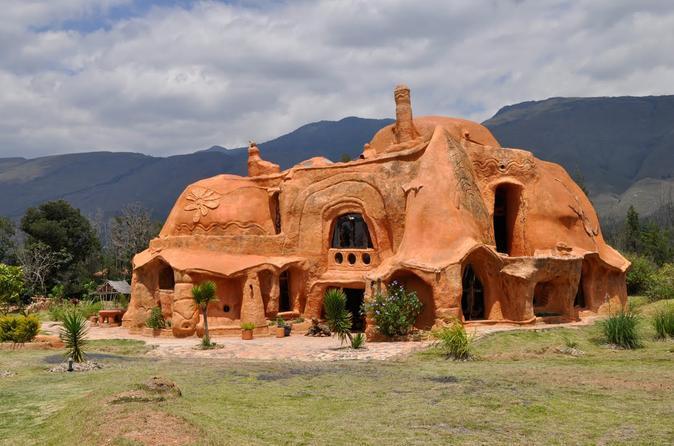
192 281 218 346
59 310 88 362
432 319 473 360
653 304 674 339
323 288 353 345
600 310 641 349
350 332 365 349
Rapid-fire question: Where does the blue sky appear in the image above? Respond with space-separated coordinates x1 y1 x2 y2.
1 0 674 158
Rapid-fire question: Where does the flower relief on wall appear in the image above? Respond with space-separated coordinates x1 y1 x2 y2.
184 187 222 223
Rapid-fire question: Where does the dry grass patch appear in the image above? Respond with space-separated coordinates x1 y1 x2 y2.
99 406 198 446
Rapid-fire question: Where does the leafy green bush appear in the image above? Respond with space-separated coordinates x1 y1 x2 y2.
60 311 88 362
432 319 473 360
625 254 656 295
600 310 641 349
0 264 25 313
363 281 422 337
0 314 40 343
323 288 353 345
646 264 674 301
653 303 674 339
145 306 166 329
350 332 365 349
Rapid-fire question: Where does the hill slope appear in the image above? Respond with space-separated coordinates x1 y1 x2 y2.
0 117 392 219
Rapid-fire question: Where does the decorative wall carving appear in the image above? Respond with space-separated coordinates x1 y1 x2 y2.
473 153 534 177
184 187 221 223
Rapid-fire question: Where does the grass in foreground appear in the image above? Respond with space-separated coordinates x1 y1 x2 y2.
1 309 673 445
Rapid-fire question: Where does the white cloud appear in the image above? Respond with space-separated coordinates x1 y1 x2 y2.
1 0 674 158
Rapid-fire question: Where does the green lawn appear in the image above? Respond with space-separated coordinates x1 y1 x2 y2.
1 306 673 445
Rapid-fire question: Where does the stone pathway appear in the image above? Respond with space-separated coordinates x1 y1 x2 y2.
40 316 599 362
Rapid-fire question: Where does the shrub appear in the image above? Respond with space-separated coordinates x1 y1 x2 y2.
432 319 473 360
625 254 656 295
241 322 256 330
60 311 88 362
600 310 641 349
323 288 353 345
145 306 166 329
0 314 40 343
350 332 365 349
363 281 422 337
653 304 674 339
276 317 286 327
646 264 674 301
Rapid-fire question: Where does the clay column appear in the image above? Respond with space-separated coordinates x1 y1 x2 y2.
171 272 199 337
433 267 463 326
241 272 268 330
267 270 280 316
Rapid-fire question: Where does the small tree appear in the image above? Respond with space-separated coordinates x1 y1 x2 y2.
323 288 353 345
60 311 88 362
0 217 16 264
0 264 25 314
624 206 641 253
192 281 218 346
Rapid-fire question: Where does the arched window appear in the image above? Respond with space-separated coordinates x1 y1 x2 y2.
461 265 484 320
331 213 373 249
157 262 175 290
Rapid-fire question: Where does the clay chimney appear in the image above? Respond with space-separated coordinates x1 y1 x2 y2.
393 84 418 143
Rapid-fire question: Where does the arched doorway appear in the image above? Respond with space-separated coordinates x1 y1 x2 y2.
279 270 291 312
493 184 521 255
461 265 484 320
331 213 373 249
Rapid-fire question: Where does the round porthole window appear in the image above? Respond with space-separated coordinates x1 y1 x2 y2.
347 253 357 264
335 252 344 264
362 253 371 264
223 305 231 313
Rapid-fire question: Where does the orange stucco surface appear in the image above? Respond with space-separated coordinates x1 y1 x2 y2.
123 85 629 339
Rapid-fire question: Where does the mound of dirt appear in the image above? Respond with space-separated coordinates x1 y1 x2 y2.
109 376 182 405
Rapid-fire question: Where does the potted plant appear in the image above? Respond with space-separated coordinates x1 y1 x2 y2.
145 306 166 336
275 317 286 338
241 322 255 340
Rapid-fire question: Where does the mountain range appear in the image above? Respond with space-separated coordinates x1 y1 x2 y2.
1 96 672 223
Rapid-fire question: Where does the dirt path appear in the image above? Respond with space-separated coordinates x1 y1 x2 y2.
40 317 600 362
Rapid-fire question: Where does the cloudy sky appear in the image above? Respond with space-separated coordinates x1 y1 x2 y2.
1 0 673 158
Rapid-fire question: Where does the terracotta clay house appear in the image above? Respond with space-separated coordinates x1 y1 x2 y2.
123 85 629 338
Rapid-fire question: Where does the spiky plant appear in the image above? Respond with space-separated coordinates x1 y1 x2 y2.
432 319 473 360
350 332 365 349
59 310 88 363
192 281 218 346
323 288 352 345
600 310 641 349
653 304 674 339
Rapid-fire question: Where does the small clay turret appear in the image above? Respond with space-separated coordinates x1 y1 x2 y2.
393 84 419 144
247 141 281 177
